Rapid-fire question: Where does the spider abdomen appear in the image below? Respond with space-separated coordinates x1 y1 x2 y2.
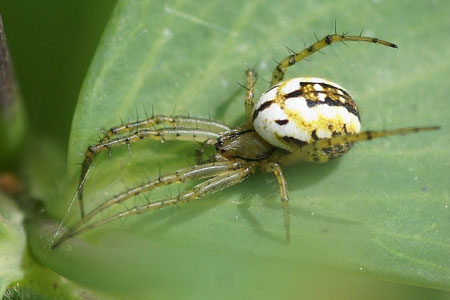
252 77 361 160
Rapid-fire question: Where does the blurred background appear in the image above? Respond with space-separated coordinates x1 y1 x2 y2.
0 0 116 157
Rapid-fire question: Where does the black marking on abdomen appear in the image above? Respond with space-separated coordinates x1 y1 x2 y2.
321 143 353 158
275 119 289 125
316 82 352 99
306 96 360 120
298 80 351 99
300 81 309 87
253 100 274 120
311 129 318 140
282 136 308 147
284 89 303 99
343 124 349 134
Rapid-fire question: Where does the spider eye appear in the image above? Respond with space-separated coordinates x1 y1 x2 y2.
215 139 224 149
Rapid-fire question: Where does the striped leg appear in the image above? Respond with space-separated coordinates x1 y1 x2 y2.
271 34 397 86
278 126 439 167
244 70 257 123
100 115 230 142
77 127 222 218
53 164 254 249
262 163 290 242
77 115 230 217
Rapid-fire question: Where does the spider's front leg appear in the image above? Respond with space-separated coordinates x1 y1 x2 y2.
261 162 290 242
77 123 225 218
100 115 230 142
270 33 397 86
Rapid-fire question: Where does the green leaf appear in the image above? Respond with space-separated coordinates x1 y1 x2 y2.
31 0 450 298
0 193 25 295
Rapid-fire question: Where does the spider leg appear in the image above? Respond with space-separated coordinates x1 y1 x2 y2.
270 34 398 86
244 70 257 123
278 126 440 166
77 127 222 218
53 163 255 249
101 115 230 142
261 163 290 242
80 161 241 231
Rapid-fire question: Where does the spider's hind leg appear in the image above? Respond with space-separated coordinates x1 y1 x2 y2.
278 126 440 167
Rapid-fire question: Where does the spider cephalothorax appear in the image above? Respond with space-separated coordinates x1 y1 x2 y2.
215 125 274 161
52 32 438 249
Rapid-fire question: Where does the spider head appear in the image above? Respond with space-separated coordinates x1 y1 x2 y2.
215 126 274 161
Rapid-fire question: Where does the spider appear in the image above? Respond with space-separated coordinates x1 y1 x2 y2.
52 32 438 249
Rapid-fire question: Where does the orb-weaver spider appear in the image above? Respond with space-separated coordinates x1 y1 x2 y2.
52 32 438 249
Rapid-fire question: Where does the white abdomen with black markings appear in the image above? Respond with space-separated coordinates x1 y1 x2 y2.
252 77 361 153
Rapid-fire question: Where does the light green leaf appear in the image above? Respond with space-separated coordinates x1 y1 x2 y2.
31 0 450 298
0 193 25 295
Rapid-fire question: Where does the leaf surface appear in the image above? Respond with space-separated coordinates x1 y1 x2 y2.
32 0 450 297
0 193 25 295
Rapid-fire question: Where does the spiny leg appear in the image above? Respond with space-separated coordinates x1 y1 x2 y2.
77 127 222 218
55 161 243 249
79 115 231 216
244 70 257 123
278 126 440 166
101 115 230 142
271 33 398 86
261 163 290 242
53 165 255 249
